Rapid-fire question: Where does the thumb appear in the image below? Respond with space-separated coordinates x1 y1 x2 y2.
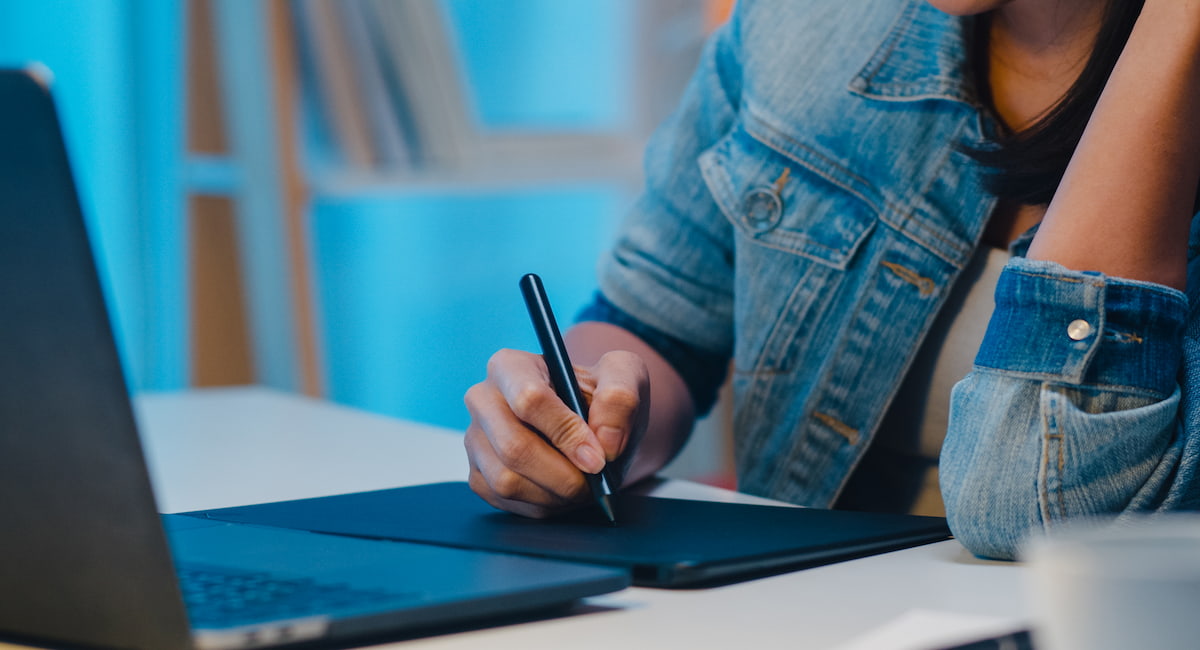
583 351 650 462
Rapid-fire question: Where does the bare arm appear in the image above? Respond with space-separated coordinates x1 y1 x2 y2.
943 2 1200 559
465 11 741 517
1026 1 1200 287
566 321 696 486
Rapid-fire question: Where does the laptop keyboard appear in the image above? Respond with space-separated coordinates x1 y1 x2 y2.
178 563 418 627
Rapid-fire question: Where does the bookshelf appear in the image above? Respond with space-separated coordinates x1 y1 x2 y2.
186 0 320 397
187 0 717 389
184 0 733 484
308 133 645 197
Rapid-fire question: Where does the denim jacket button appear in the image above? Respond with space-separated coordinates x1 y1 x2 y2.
743 187 783 231
1067 319 1093 341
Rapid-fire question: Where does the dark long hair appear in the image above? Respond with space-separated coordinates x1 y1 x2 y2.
972 0 1146 206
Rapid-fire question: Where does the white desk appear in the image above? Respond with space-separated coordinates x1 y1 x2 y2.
130 386 1029 650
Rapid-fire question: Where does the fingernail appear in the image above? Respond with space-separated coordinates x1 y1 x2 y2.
575 444 605 474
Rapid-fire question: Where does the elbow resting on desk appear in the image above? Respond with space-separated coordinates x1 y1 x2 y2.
938 258 1199 560
941 370 1186 560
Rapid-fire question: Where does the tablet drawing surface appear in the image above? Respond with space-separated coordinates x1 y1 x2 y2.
192 482 951 587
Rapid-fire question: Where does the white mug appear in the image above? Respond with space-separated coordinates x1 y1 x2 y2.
1022 515 1200 650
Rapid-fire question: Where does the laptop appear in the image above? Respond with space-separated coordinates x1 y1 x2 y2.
0 67 628 650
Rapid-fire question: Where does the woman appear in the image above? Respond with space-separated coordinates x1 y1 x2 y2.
463 0 1200 559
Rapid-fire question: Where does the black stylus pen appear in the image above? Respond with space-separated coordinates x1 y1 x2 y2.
519 273 617 524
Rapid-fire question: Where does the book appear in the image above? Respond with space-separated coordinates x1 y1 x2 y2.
292 0 377 168
365 0 475 170
335 0 414 170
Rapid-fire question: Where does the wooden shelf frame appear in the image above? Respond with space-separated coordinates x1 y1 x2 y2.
186 0 323 396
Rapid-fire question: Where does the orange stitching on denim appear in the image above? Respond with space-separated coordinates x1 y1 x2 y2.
1040 423 1051 518
1040 392 1067 521
881 261 936 296
813 412 859 445
1013 271 1085 284
1056 433 1066 517
1049 433 1064 472
772 167 791 193
1046 432 1066 518
1108 330 1144 344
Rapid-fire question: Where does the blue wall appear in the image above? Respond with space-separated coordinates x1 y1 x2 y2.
309 0 636 428
0 0 187 392
312 187 623 429
0 0 635 430
444 0 633 131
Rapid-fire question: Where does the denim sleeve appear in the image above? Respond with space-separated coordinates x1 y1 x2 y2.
941 257 1192 560
577 292 729 416
592 1 742 359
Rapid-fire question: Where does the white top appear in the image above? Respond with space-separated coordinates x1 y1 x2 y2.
840 245 1010 516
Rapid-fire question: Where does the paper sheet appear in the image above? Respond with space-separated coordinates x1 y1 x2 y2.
829 609 1027 650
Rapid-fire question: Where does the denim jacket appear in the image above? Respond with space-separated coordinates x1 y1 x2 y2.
586 0 1200 559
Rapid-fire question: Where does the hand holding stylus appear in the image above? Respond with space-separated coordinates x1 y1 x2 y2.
464 276 650 520
518 274 619 522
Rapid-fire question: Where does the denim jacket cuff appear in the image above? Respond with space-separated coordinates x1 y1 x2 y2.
974 257 1187 395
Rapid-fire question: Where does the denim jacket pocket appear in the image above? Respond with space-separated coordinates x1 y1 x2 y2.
699 111 879 270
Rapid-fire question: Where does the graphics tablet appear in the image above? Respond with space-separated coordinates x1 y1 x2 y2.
189 482 952 587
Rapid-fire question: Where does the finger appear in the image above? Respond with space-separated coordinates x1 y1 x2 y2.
488 350 606 474
464 381 588 499
464 423 575 518
468 471 554 518
582 350 649 461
